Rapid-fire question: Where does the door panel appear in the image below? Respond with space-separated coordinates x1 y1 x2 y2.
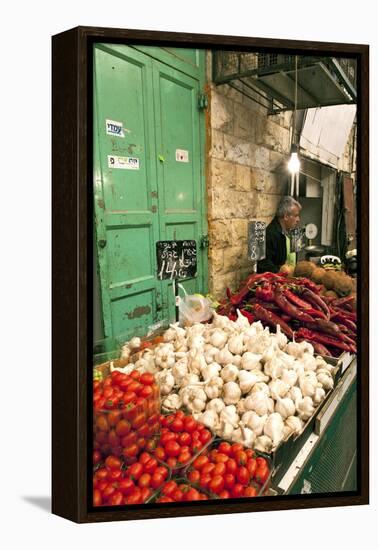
94 45 162 338
153 61 207 318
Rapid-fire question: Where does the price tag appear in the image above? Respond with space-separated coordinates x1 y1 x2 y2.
248 221 266 261
290 227 306 253
156 240 197 281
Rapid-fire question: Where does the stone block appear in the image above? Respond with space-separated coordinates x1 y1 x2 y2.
223 245 245 273
211 91 234 134
224 134 252 166
210 129 225 160
233 102 255 141
210 158 235 191
257 193 282 218
249 144 270 170
235 164 252 192
208 220 233 248
212 187 257 220
209 247 224 273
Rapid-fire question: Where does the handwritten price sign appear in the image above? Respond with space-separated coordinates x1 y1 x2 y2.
156 240 197 280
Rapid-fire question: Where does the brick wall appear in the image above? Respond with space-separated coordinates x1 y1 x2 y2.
207 72 292 299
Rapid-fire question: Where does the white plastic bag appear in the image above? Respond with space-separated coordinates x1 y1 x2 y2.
177 284 213 326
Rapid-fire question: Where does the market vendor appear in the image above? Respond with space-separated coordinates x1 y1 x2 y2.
257 196 302 274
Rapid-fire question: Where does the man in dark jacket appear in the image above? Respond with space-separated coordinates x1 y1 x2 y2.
257 196 302 273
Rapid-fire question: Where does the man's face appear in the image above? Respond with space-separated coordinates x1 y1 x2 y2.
284 206 301 231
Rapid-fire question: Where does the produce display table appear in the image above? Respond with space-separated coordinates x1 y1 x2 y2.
271 357 357 495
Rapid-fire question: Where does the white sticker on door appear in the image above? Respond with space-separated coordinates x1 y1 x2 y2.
106 119 125 138
175 149 189 162
108 155 140 170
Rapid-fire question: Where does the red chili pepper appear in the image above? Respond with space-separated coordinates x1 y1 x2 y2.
331 307 357 322
331 295 355 308
282 288 312 310
255 283 275 302
239 309 255 323
300 288 330 319
296 328 356 353
274 288 314 323
330 314 356 333
252 303 294 339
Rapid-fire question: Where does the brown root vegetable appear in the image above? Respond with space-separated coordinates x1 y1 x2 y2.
322 271 338 290
311 267 326 284
333 272 353 295
294 261 315 278
323 290 338 299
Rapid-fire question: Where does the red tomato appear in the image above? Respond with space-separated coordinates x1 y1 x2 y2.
256 457 268 469
107 469 122 482
115 419 131 437
96 480 108 492
201 462 216 476
127 462 143 481
234 450 248 466
105 455 121 471
125 487 143 504
255 465 270 484
154 446 166 461
236 466 250 486
185 488 201 501
93 450 102 465
130 370 141 381
123 391 137 405
162 480 178 496
139 372 154 386
109 491 123 506
218 441 232 456
131 413 147 430
193 455 209 471
93 489 102 506
225 458 237 474
139 451 152 465
208 475 225 495
108 429 120 448
224 473 236 490
230 443 244 456
199 473 212 489
170 418 184 433
246 458 257 478
102 483 116 500
166 457 178 468
128 381 143 394
178 432 191 446
138 473 151 488
160 432 176 446
96 415 109 432
157 496 174 503
244 486 258 497
150 472 165 489
184 417 197 433
140 487 152 502
245 449 255 459
188 469 201 484
199 429 212 444
231 483 244 498
172 488 184 502
123 444 139 458
121 431 137 448
95 467 108 480
213 462 226 476
191 430 201 441
107 410 122 427
191 440 203 454
155 466 169 480
136 437 146 450
177 450 192 464
144 457 158 474
93 380 101 391
165 440 181 457
137 423 151 437
118 379 132 391
118 478 135 496
219 490 231 499
175 410 185 420
103 387 114 399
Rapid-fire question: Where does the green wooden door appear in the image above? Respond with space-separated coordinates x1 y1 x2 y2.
93 44 207 339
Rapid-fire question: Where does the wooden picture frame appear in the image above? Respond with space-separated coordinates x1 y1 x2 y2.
52 26 369 523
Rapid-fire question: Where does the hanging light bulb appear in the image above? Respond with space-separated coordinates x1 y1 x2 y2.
288 143 300 174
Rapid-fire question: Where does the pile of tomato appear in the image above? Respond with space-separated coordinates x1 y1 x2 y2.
153 410 213 471
93 370 160 462
93 452 170 506
186 441 270 499
155 480 210 502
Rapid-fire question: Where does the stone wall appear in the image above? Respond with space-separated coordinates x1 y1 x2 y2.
207 63 292 299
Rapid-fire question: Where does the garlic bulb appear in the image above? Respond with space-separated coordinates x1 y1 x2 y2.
232 355 242 367
162 393 182 411
263 413 285 447
274 325 288 349
163 326 178 342
288 386 303 407
254 435 273 453
197 409 219 430
228 334 244 355
238 370 259 394
121 345 131 360
235 309 251 329
250 381 270 395
285 415 304 435
241 411 267 436
206 398 225 414
275 397 296 419
201 362 221 381
212 312 231 330
181 387 207 413
236 399 247 415
221 364 239 383
204 377 223 399
172 360 189 385
180 373 200 387
220 405 240 427
188 349 207 375
264 357 283 379
223 381 242 405
156 370 175 395
216 345 234 366
299 375 317 398
317 372 334 390
129 336 141 350
210 329 228 349
241 352 263 371
204 346 219 364
313 387 326 405
296 396 315 420
244 391 273 416
280 368 298 388
268 379 289 400
217 420 234 439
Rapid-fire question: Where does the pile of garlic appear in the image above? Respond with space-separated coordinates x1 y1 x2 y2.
120 310 337 453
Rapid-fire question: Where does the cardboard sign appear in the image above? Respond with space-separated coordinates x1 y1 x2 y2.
156 240 197 280
248 221 266 261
